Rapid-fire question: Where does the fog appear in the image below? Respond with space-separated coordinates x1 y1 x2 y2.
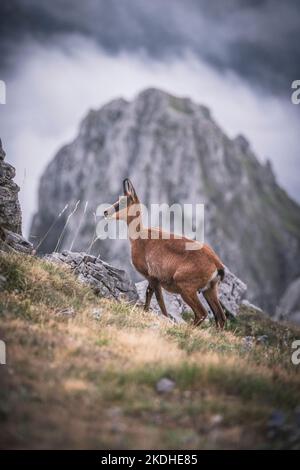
1 35 299 235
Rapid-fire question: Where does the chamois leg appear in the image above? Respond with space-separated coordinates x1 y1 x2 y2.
180 289 208 326
144 284 154 311
154 284 169 318
203 284 226 329
202 291 219 327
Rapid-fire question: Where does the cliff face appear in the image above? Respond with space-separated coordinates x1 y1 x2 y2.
30 88 300 312
0 138 32 254
0 138 22 234
276 277 300 324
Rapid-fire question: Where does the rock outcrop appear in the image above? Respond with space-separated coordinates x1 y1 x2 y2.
0 229 33 254
276 278 300 324
46 251 139 304
30 88 300 312
0 139 32 254
136 267 247 321
46 253 247 323
0 138 22 234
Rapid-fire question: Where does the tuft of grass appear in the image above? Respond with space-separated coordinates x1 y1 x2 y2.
0 253 28 292
228 305 300 345
0 252 96 323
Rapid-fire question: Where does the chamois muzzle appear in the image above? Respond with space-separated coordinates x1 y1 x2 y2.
104 198 124 219
103 204 117 219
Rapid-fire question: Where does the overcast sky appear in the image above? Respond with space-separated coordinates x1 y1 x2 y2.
0 0 299 235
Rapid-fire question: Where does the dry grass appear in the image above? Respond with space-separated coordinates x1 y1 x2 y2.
0 252 300 449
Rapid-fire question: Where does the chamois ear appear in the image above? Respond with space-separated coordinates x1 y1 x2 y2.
123 178 137 200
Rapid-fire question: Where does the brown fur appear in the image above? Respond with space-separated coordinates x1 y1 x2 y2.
104 179 226 328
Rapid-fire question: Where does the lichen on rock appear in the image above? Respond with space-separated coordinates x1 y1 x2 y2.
0 138 32 254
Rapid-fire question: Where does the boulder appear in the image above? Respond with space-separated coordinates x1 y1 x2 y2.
136 267 247 320
156 378 176 394
45 251 139 304
217 268 247 316
0 228 33 254
0 138 33 254
135 281 186 323
0 138 22 234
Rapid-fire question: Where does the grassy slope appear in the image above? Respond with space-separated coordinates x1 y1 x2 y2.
0 252 300 450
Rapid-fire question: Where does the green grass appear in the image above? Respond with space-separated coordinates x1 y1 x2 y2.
0 253 95 322
0 251 300 450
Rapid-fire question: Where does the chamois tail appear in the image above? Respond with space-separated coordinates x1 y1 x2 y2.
217 267 225 282
204 244 225 283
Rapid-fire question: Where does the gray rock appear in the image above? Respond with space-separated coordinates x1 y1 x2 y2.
241 299 264 313
156 378 175 394
91 308 103 320
217 268 247 316
0 274 6 290
0 138 5 161
0 139 32 254
268 410 286 429
256 335 268 345
267 410 300 446
136 266 246 321
0 139 22 234
276 277 300 324
209 414 224 428
0 228 33 254
45 251 139 304
55 307 76 318
242 336 254 351
30 89 300 313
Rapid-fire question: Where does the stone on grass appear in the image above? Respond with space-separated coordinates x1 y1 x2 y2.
55 307 76 318
91 308 103 320
156 378 175 394
46 251 139 304
268 410 286 429
242 336 254 351
256 335 268 345
0 274 6 290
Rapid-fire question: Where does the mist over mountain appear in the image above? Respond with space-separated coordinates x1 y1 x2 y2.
31 88 300 313
1 0 300 94
2 1 300 234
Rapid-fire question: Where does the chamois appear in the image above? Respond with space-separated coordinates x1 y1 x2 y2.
104 179 226 328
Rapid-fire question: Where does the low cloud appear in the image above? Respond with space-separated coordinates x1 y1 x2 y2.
1 35 299 235
1 0 300 93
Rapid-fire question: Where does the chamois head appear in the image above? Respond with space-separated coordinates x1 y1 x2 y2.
104 178 140 222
